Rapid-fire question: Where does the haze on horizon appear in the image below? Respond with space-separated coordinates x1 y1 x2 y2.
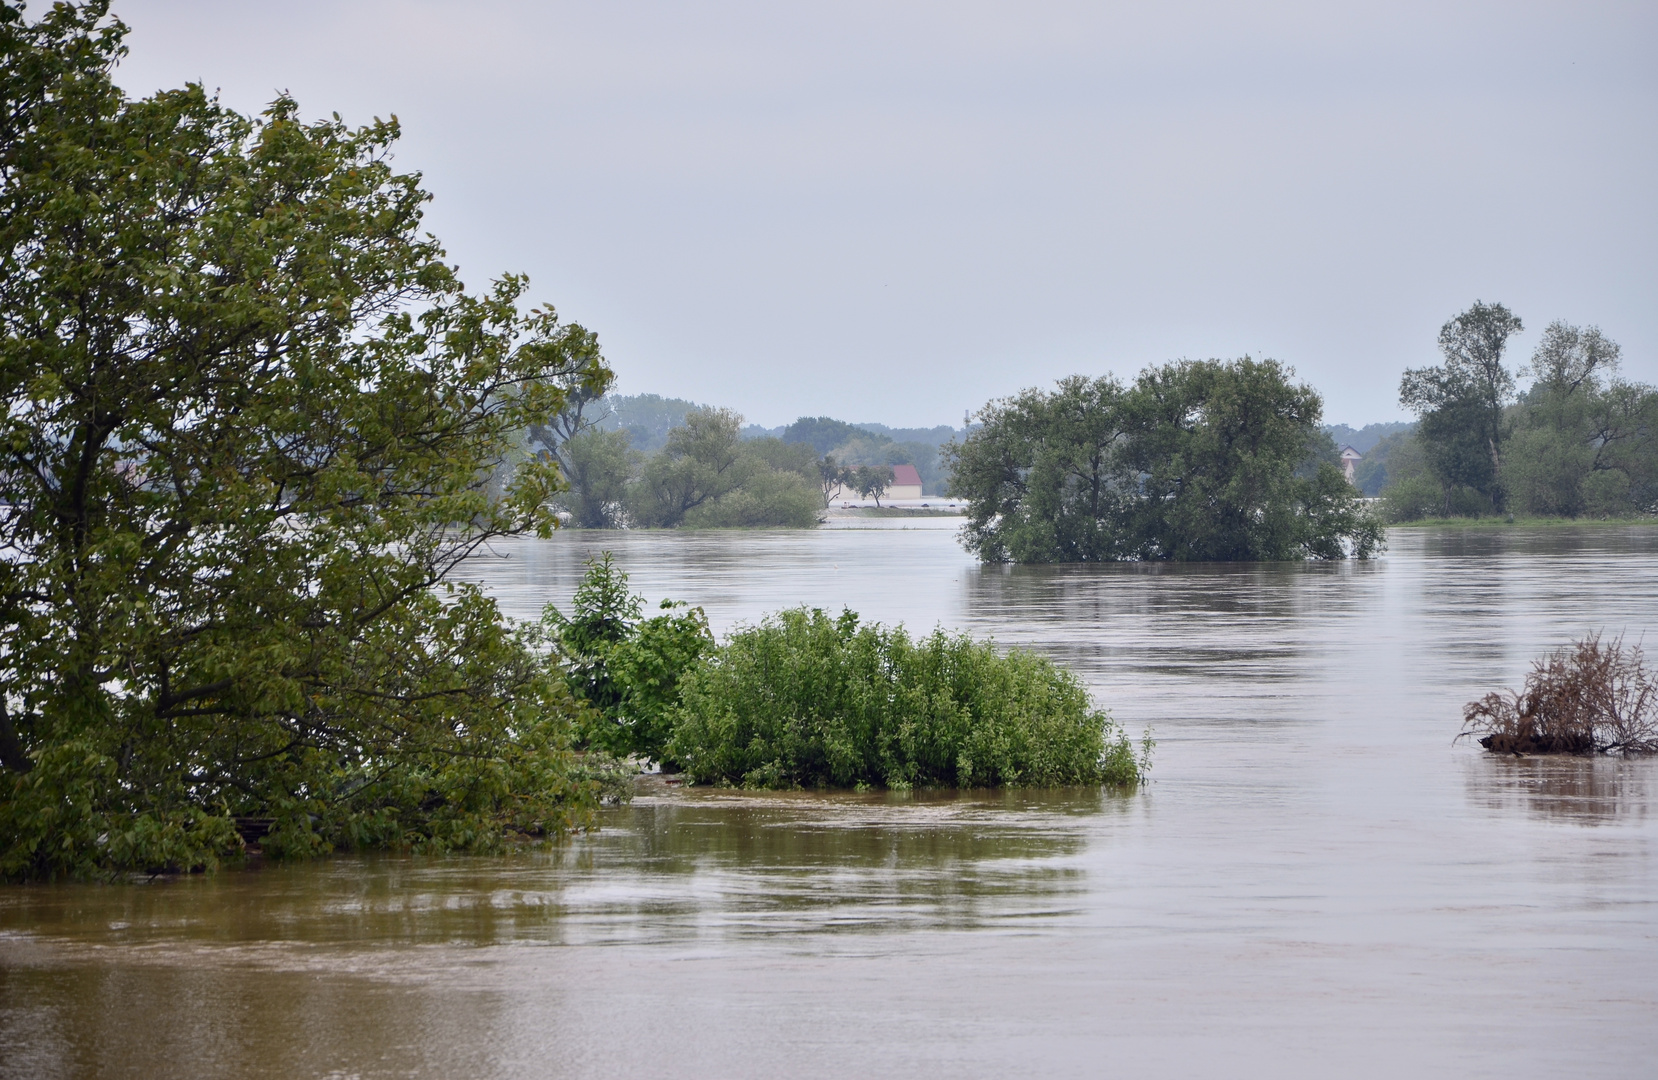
114 0 1657 429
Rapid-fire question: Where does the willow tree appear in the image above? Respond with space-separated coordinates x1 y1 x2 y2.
0 2 611 877
947 359 1381 562
1398 300 1524 513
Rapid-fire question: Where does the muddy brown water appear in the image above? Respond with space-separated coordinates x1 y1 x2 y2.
3 522 1656 1078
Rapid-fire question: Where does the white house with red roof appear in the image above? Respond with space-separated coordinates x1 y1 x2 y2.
825 463 925 502
886 464 923 500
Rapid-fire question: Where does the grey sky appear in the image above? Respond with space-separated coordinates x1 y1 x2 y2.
114 1 1656 428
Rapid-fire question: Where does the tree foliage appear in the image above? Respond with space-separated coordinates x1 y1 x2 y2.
1504 322 1658 517
543 555 713 766
850 464 894 506
0 2 611 877
553 427 637 528
667 608 1143 790
1398 300 1524 513
1379 315 1658 521
947 359 1381 562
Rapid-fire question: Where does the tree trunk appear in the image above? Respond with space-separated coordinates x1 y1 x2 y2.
0 701 32 774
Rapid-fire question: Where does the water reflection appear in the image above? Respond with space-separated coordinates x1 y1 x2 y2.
4 524 1658 1078
1465 754 1651 825
0 788 1117 961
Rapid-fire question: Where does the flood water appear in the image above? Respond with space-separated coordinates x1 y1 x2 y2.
3 522 1657 1078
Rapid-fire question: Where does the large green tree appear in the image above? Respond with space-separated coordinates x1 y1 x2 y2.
629 407 746 525
1504 322 1658 517
1399 300 1524 513
625 408 819 528
553 427 637 528
947 360 1381 562
0 2 612 877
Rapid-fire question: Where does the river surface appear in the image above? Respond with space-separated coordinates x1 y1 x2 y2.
3 522 1657 1078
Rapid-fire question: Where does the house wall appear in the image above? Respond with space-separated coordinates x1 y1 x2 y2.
825 481 924 502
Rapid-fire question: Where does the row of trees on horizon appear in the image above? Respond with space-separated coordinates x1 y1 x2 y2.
527 302 1656 532
522 400 960 529
1355 304 1658 521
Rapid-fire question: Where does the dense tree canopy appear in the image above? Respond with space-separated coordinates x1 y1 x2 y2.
1377 309 1658 522
947 359 1381 562
0 2 612 877
1398 300 1524 513
1504 322 1658 517
782 416 867 455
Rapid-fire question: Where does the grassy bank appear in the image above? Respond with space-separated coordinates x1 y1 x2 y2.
825 505 966 518
1390 515 1658 529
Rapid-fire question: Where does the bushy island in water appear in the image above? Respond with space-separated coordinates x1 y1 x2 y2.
547 556 1148 791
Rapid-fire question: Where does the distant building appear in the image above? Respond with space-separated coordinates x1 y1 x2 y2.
1339 445 1363 483
826 463 925 502
887 464 923 500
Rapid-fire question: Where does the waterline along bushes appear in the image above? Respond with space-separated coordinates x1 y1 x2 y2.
667 607 1145 789
1460 634 1658 754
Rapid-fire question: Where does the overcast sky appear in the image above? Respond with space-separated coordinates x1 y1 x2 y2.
113 1 1655 428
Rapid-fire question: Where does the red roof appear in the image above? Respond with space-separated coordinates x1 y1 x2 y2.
891 464 922 487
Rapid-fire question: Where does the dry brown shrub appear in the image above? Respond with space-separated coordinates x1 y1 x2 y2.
1460 634 1658 755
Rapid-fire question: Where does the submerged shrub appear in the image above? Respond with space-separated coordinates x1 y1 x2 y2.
544 554 714 766
1460 634 1658 755
667 607 1143 789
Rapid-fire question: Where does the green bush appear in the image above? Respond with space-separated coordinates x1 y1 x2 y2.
682 463 821 527
667 608 1143 789
544 554 714 766
1380 474 1443 521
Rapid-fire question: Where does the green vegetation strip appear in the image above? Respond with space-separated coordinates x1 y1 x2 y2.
551 557 1147 791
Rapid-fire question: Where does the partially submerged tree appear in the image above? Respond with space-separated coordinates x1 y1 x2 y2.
630 407 746 526
555 428 637 528
667 607 1145 789
626 409 819 528
0 2 611 877
947 360 1380 562
1461 635 1657 755
527 377 611 512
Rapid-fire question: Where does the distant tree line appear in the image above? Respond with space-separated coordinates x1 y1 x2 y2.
526 400 965 528
1355 302 1658 520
